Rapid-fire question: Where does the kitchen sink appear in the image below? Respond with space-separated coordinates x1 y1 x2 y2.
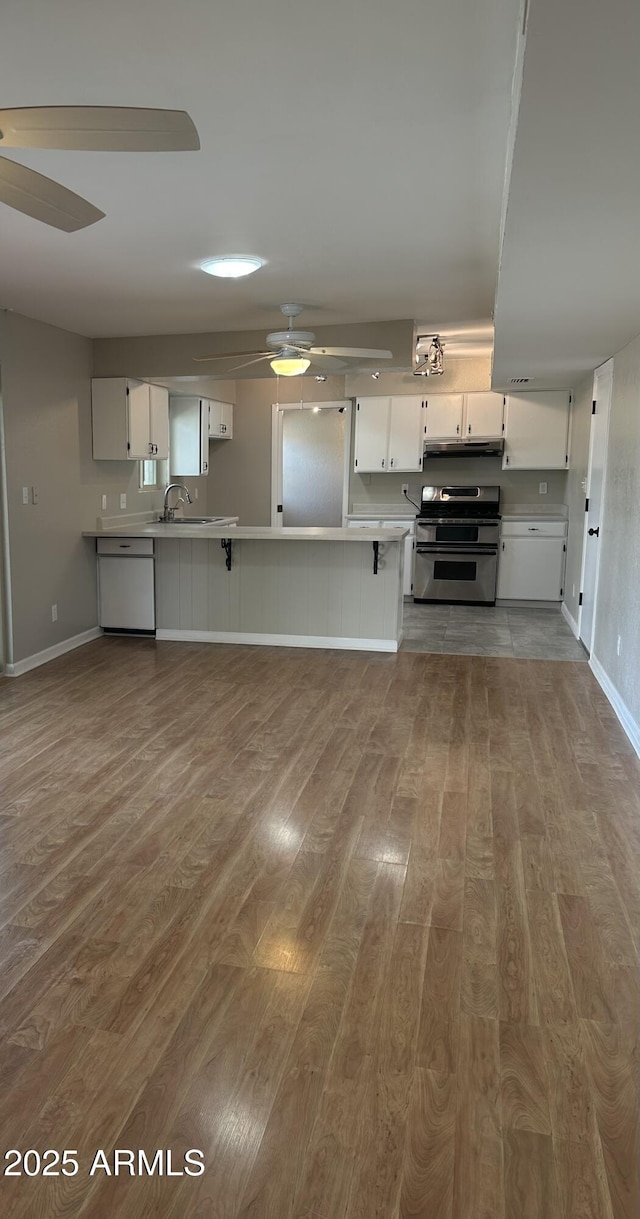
159 516 226 525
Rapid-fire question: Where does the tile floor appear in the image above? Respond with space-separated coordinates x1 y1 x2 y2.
401 602 587 659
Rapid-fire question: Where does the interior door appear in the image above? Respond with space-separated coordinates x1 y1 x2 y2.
279 405 348 527
388 397 424 470
423 394 464 439
579 361 613 652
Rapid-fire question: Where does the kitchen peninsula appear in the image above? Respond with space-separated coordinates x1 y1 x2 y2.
84 523 408 652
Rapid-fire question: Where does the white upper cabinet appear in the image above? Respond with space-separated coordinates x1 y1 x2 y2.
169 396 209 476
387 396 424 471
423 392 503 441
423 394 464 439
92 378 169 461
148 384 170 459
464 392 505 438
353 397 391 471
209 400 233 439
353 396 423 472
503 391 571 469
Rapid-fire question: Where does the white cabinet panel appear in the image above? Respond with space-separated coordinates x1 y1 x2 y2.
464 392 504 438
388 397 424 471
423 394 464 439
149 384 169 459
98 555 155 630
169 396 209 476
497 536 565 600
209 400 233 438
353 397 391 471
92 378 170 460
503 391 570 469
381 519 415 595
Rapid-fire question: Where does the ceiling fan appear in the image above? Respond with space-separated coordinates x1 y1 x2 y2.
0 106 199 231
193 303 394 376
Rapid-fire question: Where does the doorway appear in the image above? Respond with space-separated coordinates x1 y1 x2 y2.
578 358 613 654
271 400 351 527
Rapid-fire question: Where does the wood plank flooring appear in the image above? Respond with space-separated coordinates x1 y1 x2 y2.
0 636 638 1218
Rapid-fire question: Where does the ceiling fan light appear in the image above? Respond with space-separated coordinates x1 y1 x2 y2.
200 256 264 278
270 356 310 377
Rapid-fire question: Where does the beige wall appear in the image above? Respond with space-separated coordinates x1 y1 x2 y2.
592 333 640 726
0 311 181 664
563 372 592 622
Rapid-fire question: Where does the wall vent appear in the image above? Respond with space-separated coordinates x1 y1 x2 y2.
509 377 532 384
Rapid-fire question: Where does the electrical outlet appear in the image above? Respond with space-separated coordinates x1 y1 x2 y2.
22 486 29 504
51 604 57 622
401 483 409 495
539 481 548 495
617 635 622 656
101 494 107 511
119 493 127 510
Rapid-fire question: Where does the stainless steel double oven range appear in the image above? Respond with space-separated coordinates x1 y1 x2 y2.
413 485 501 605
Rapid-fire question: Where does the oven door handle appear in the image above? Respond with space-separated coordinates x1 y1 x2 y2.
415 546 498 556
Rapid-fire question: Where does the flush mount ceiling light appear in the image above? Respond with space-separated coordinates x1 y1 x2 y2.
413 334 445 376
200 256 264 278
270 354 311 377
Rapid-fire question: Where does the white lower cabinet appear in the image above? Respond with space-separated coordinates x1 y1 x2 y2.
497 520 567 601
97 538 155 632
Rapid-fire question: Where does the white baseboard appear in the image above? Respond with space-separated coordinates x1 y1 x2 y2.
4 627 103 677
561 601 580 638
156 628 399 653
589 654 640 758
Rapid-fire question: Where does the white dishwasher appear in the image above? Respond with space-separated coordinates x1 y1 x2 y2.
97 537 155 634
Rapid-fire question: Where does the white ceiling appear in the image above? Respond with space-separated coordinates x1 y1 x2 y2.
492 0 640 388
0 0 520 338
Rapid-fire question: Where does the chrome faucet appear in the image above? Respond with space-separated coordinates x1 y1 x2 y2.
161 483 192 522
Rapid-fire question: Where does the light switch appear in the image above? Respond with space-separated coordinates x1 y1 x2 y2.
31 486 39 505
22 486 29 504
538 481 548 495
101 494 107 511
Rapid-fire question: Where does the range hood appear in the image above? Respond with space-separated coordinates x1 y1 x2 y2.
424 438 504 459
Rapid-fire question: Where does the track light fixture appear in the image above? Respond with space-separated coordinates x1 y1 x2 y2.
413 335 445 376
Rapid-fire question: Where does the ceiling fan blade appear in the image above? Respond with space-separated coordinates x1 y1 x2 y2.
193 350 269 363
307 354 346 373
309 346 393 360
0 155 104 230
0 107 200 152
223 355 273 373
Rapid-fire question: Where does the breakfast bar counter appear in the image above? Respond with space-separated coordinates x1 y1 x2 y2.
84 525 408 652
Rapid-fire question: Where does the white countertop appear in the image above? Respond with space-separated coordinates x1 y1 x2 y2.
84 524 408 542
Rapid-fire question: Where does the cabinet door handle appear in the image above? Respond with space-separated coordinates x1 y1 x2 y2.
528 527 540 532
390 457 395 468
468 425 472 434
381 458 385 468
456 424 460 434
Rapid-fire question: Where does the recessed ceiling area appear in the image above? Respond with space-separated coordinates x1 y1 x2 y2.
0 0 520 338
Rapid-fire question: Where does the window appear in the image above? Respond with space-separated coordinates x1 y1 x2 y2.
139 458 168 491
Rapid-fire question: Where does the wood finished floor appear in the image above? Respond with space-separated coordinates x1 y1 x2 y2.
0 636 638 1218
